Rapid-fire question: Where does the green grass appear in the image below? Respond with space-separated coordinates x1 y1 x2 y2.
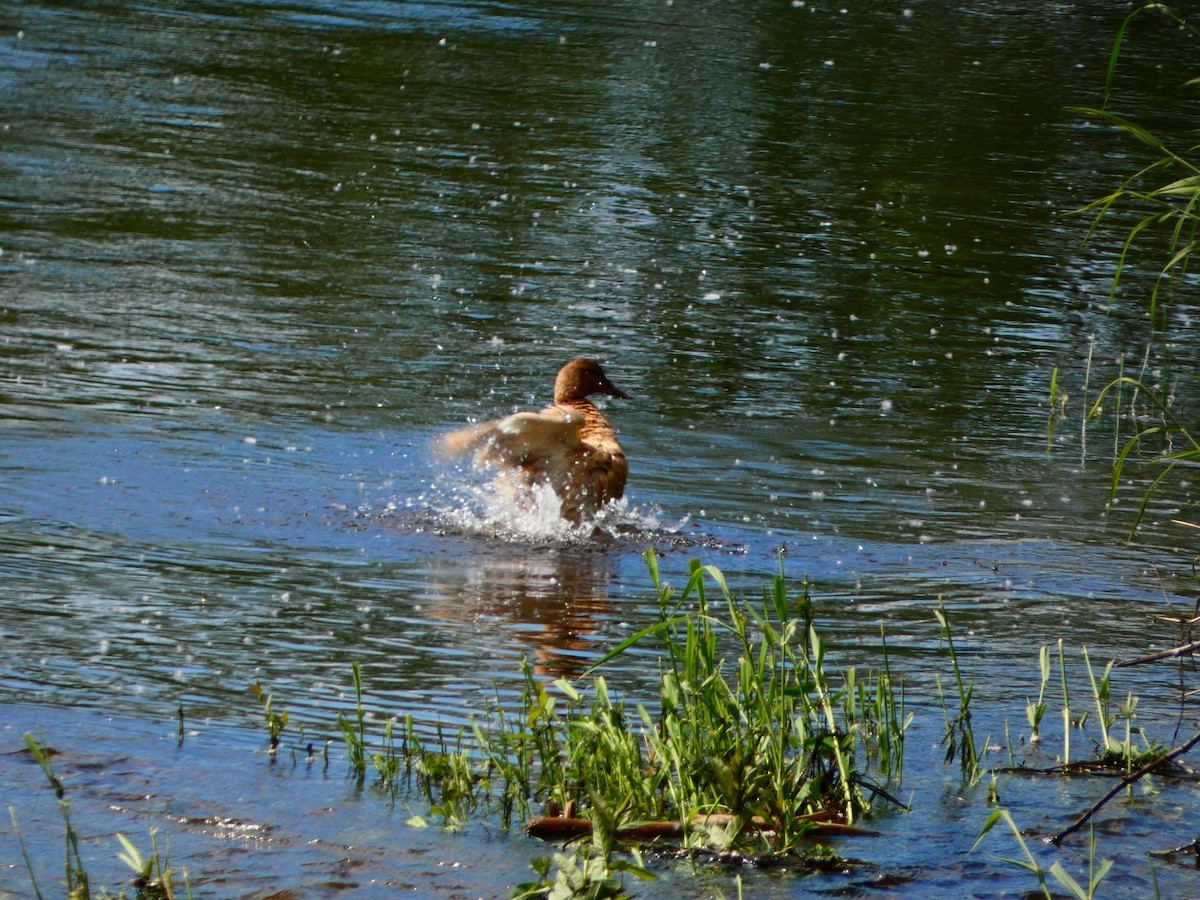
346 552 908 874
337 660 368 783
974 810 1114 900
935 599 982 783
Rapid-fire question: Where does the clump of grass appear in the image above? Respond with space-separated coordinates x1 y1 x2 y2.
357 553 907 871
370 716 404 790
977 636 1188 894
871 621 909 780
1000 642 1162 776
115 830 189 900
1081 647 1163 771
600 553 904 845
411 724 478 829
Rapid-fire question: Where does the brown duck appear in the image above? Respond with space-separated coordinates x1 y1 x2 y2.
436 359 630 523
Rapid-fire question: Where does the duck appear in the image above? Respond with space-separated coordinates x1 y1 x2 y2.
435 358 630 523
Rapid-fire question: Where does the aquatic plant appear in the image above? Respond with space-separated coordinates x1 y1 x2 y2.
22 732 89 898
413 725 477 829
934 600 983 783
249 681 288 757
1086 376 1200 538
1046 366 1069 448
1076 3 1200 329
975 636 1195 895
1072 2 1200 537
14 733 191 900
511 798 653 900
1057 639 1073 766
370 716 407 790
974 810 1113 900
13 562 1195 898
1024 644 1051 744
511 846 640 900
1001 640 1165 777
508 553 906 859
337 661 368 783
306 563 1186 893
269 561 1187 896
114 830 189 900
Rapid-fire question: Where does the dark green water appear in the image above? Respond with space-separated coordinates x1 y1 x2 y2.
3 1 1200 896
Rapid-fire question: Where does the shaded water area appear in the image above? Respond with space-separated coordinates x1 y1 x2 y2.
4 0 1200 896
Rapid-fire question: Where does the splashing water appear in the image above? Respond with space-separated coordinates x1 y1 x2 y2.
417 469 683 547
363 460 733 552
446 479 585 542
442 482 649 544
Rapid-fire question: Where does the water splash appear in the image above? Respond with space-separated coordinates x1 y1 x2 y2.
429 475 667 546
356 466 737 553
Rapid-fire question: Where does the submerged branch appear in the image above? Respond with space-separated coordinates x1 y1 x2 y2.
1116 639 1200 667
1052 728 1200 844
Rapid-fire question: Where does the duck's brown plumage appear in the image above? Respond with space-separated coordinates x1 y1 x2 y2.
435 359 630 523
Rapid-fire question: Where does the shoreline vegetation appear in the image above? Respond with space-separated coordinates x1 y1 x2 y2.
12 551 1200 899
1063 3 1200 540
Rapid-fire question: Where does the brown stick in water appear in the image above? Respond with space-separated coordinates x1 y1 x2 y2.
525 809 879 841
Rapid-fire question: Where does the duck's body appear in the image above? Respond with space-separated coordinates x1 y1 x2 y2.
436 359 629 523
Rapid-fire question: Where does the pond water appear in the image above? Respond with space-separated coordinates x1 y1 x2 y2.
3 0 1200 896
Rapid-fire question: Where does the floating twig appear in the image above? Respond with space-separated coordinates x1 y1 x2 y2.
525 810 879 842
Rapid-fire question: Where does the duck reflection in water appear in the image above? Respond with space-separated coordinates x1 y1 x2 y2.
426 551 614 678
435 358 630 525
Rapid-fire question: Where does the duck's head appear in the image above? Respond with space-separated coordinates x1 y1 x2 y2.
554 358 630 404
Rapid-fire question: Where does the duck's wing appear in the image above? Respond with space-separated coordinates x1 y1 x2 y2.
434 406 584 468
433 420 500 460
